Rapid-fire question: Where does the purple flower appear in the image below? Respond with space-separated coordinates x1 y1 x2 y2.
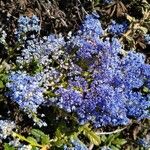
6 71 45 113
108 20 128 36
6 13 150 128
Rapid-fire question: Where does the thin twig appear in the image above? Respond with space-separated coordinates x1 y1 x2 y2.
96 127 127 135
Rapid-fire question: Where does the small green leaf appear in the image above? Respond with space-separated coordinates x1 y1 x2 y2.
31 129 50 145
101 135 107 142
44 91 57 97
0 80 4 88
0 73 8 81
112 138 127 145
12 132 42 147
31 147 38 150
41 135 50 145
54 138 67 147
55 129 63 139
4 143 15 150
26 136 39 146
143 86 150 93
110 145 120 150
31 129 46 138
82 125 101 146
106 134 116 144
87 132 101 146
12 132 27 142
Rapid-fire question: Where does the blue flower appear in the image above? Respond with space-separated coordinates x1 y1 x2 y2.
15 15 40 40
69 13 104 59
138 136 150 148
82 12 104 36
103 0 113 4
0 120 16 139
6 71 45 113
108 20 128 36
144 34 150 44
64 138 88 150
16 34 65 67
6 13 150 128
55 36 150 127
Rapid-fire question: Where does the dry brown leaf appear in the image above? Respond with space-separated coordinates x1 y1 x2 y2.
18 0 28 9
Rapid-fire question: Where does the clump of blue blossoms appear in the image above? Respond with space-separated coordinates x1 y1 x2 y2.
108 20 128 36
103 0 113 4
17 15 40 33
15 15 40 40
64 138 88 150
137 136 150 149
55 13 150 127
16 34 65 67
9 139 35 150
69 12 104 59
144 34 150 44
6 71 45 114
0 120 16 140
6 13 150 128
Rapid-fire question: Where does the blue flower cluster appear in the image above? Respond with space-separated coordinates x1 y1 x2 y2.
103 0 113 4
70 13 104 59
6 71 45 113
9 138 35 150
108 20 128 35
54 14 150 127
64 138 88 150
16 34 65 67
0 120 16 140
15 15 40 40
18 15 40 33
144 34 150 44
137 136 150 148
6 13 150 128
